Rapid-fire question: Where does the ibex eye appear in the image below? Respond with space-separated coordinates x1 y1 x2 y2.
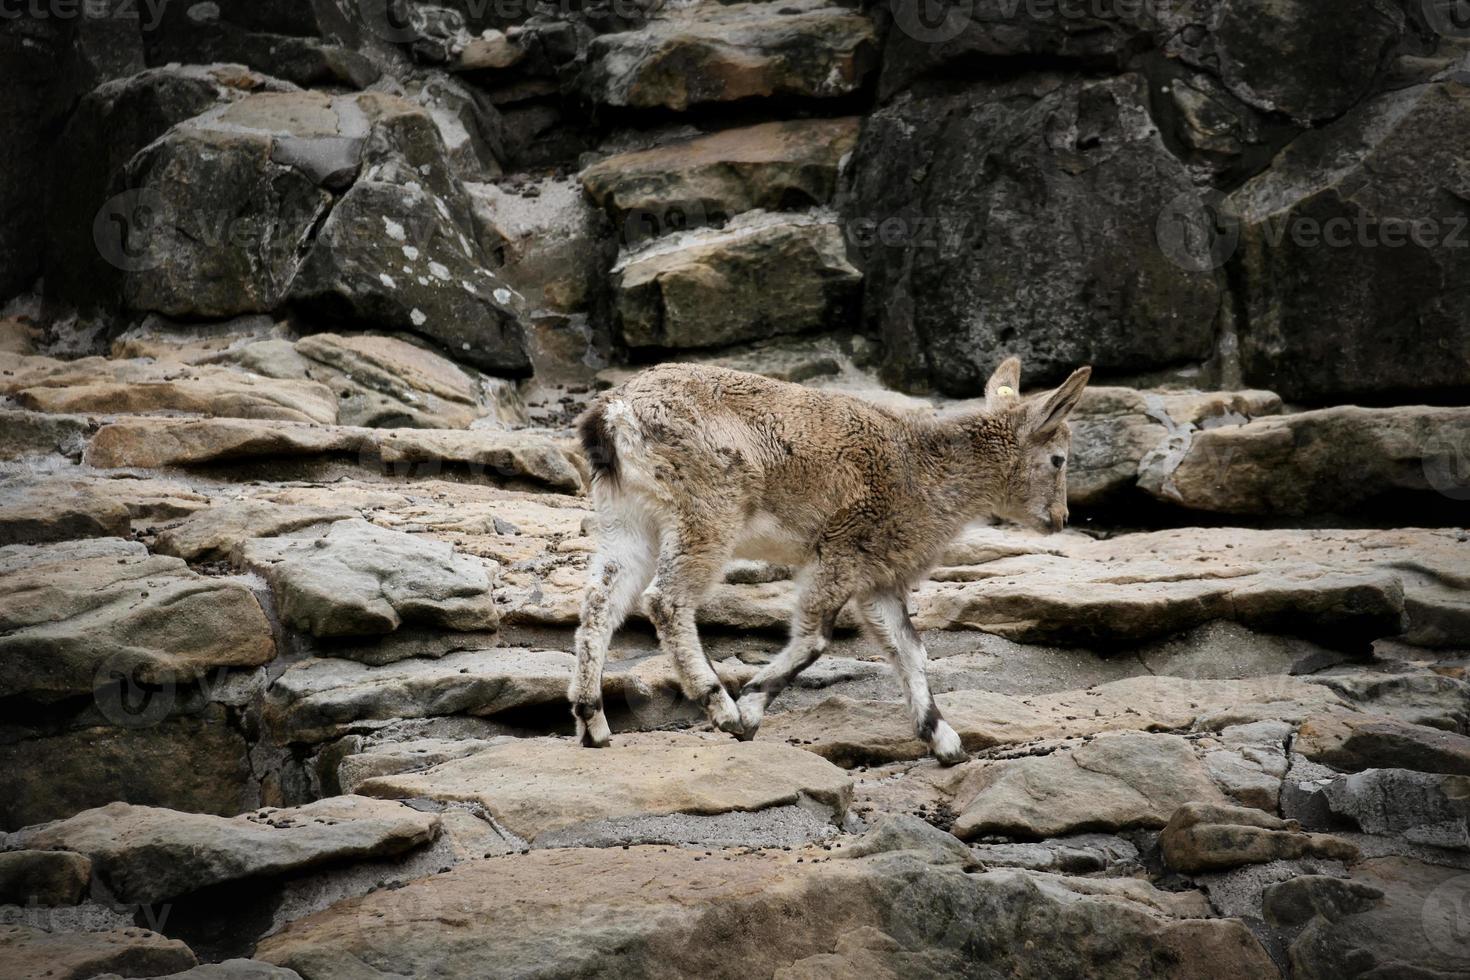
1051 454 1066 468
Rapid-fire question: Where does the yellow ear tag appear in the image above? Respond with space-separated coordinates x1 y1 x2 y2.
996 385 1015 398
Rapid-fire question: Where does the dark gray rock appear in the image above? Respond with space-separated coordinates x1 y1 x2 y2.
0 3 146 299
1227 80 1470 403
1286 768 1470 851
144 0 381 87
44 65 284 314
847 73 1219 394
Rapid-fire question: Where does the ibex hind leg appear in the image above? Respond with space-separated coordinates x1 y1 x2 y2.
736 573 849 739
570 516 656 748
645 522 745 738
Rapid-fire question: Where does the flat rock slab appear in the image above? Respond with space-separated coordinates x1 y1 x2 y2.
762 674 1346 767
0 351 339 425
950 733 1228 840
265 647 576 744
355 733 854 842
580 0 877 110
0 473 209 548
256 840 1275 979
1142 405 1470 515
508 524 1460 648
581 118 860 223
13 797 440 905
0 924 197 980
0 537 275 701
154 500 359 563
0 474 132 545
83 417 584 492
240 519 498 637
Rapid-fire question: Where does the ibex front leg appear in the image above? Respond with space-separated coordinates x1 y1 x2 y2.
861 590 967 765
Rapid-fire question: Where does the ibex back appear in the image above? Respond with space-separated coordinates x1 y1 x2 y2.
568 357 1091 763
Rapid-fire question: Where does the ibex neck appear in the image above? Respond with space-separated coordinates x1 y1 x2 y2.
913 409 1018 522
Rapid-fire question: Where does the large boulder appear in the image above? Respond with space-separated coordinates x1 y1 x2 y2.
614 210 861 350
13 796 440 905
143 0 382 88
1282 857 1470 979
1286 767 1470 851
0 850 92 906
580 0 877 110
287 174 531 376
878 0 1419 121
0 538 275 702
467 177 614 316
848 73 1220 394
2 5 147 299
44 64 294 313
1227 81 1470 403
1066 386 1281 507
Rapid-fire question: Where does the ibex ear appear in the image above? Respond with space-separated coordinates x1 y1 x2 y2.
1027 366 1091 438
984 356 1022 411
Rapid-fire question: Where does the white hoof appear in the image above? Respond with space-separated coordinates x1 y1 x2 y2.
930 720 967 766
577 712 611 748
735 692 767 736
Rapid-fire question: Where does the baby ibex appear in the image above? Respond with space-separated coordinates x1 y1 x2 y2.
568 357 1090 764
